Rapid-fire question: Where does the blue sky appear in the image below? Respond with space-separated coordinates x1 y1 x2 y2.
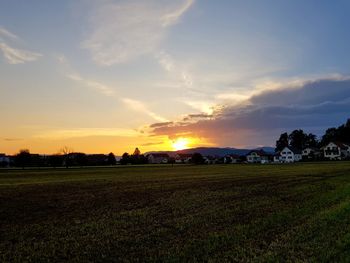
1 0 350 154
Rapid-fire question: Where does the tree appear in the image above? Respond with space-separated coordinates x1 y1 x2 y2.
133 147 141 156
15 149 31 168
168 157 175 166
191 153 204 164
73 153 88 166
60 146 73 168
107 152 117 165
289 129 308 150
320 119 350 146
120 152 130 165
275 132 289 152
48 155 64 168
305 133 318 148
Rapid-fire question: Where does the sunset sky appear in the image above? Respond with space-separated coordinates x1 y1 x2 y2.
1 0 350 155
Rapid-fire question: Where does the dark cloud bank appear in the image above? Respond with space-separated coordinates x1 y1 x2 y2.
150 77 350 147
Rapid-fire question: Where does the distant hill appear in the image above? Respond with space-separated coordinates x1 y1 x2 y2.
145 146 275 157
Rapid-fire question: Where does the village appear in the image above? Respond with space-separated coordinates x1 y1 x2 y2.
1 141 350 168
147 141 350 164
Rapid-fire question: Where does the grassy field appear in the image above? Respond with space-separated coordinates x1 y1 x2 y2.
1 162 350 262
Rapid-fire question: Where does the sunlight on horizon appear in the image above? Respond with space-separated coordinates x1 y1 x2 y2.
172 137 191 151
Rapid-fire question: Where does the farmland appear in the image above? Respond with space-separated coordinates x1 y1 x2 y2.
1 162 350 262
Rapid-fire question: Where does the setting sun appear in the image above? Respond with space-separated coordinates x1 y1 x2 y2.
172 138 190 151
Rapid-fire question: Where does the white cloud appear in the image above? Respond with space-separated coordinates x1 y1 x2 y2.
161 0 194 27
0 26 42 65
0 42 42 64
156 51 175 72
0 26 19 40
122 98 168 122
183 100 215 115
82 0 194 66
156 50 194 90
67 73 115 96
65 70 168 122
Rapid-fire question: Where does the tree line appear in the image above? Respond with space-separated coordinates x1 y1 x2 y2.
275 119 350 151
12 149 118 168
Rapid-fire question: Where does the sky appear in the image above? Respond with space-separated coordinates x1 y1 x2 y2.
1 0 350 155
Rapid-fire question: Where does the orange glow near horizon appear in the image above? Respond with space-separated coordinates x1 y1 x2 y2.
1 134 212 156
172 137 191 151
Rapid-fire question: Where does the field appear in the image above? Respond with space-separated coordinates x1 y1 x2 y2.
1 163 350 262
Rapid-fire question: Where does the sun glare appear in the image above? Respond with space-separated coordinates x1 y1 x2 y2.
172 138 190 151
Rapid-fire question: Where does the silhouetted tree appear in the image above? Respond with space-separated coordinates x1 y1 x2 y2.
133 147 141 156
48 155 63 168
60 146 73 168
276 130 318 151
305 133 318 148
275 132 289 152
15 149 31 168
320 119 350 146
73 153 88 166
289 129 308 150
191 153 204 164
120 152 130 165
107 152 117 165
168 157 175 166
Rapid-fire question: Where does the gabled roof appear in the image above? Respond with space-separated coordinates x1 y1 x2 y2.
323 142 349 150
283 146 302 154
334 142 350 150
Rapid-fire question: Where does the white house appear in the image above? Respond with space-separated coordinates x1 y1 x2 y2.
280 147 302 163
203 156 218 164
147 153 170 164
175 153 192 164
246 150 271 164
323 142 350 160
302 147 320 160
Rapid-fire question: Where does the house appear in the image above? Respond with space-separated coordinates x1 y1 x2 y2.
203 155 218 164
302 147 320 160
175 153 192 164
147 153 170 164
224 154 241 164
279 147 302 163
323 142 350 160
246 150 271 164
0 154 10 167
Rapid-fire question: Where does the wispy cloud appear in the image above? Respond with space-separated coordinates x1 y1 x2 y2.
161 0 194 27
0 26 19 40
0 42 42 64
122 98 168 122
64 66 168 122
82 0 194 66
0 26 42 64
67 73 115 96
